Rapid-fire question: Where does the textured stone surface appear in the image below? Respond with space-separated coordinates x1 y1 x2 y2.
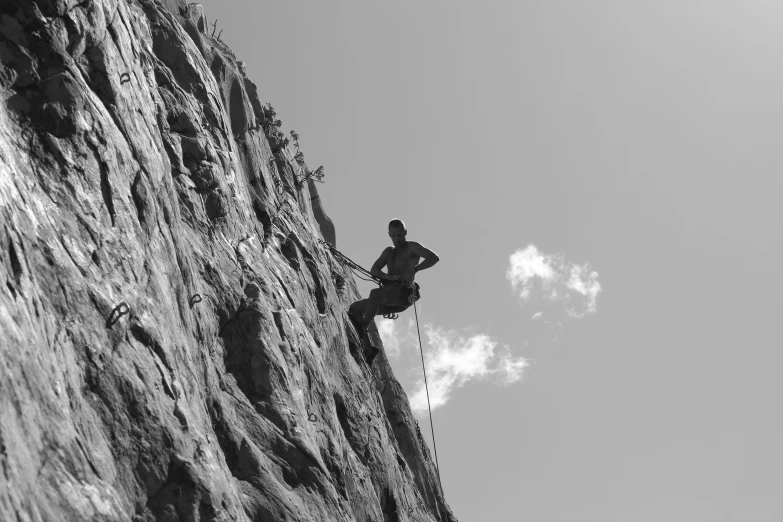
0 1 454 520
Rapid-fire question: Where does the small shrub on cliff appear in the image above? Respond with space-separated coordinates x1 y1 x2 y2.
295 166 325 189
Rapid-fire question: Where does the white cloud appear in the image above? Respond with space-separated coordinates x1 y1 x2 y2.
507 245 601 318
376 318 402 358
532 311 543 320
409 327 528 414
498 349 528 384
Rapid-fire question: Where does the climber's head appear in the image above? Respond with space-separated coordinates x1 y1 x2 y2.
388 219 407 247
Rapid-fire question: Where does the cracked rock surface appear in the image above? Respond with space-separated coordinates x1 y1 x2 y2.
0 1 454 520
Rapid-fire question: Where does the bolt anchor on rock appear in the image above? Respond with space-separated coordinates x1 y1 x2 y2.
189 294 203 308
106 302 130 327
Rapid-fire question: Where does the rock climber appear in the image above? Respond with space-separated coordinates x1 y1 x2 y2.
349 219 439 365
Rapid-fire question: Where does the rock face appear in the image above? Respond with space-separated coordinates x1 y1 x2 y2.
0 1 454 520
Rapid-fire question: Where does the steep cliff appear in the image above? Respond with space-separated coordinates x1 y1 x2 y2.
0 1 454 520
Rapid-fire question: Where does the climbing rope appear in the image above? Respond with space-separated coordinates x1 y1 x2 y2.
319 240 381 285
413 298 444 495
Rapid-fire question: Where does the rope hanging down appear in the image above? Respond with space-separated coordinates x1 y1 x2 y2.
413 298 444 496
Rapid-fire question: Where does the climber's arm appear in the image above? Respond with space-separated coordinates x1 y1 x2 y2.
410 242 439 273
370 247 392 280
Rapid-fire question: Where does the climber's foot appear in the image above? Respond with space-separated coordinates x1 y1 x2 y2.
348 311 367 338
360 332 379 366
364 344 380 366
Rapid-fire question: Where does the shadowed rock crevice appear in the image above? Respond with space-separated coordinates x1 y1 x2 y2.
304 254 327 314
281 233 301 271
7 239 23 290
333 393 367 464
251 199 273 243
229 78 248 137
382 488 400 522
131 170 159 235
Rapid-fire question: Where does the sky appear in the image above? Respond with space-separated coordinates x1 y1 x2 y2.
194 1 783 520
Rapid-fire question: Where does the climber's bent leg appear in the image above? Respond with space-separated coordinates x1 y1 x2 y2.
347 289 390 366
362 287 386 325
348 299 367 324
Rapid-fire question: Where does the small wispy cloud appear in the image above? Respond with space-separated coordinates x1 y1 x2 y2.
507 245 601 318
408 327 528 413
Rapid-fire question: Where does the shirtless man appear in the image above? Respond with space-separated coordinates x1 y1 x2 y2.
349 219 439 363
